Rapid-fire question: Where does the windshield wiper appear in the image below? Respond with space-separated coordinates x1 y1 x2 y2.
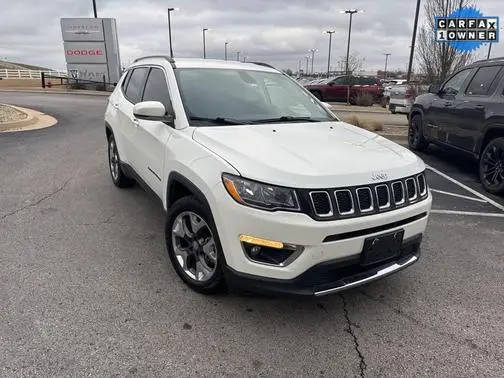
189 116 248 125
250 116 322 124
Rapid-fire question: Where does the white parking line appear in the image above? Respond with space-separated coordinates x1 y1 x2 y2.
430 210 504 218
426 165 504 212
429 189 487 203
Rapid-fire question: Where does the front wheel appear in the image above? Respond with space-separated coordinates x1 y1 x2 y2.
408 114 429 152
165 196 226 294
479 137 504 195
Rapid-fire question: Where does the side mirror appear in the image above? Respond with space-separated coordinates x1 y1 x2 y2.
133 101 174 125
428 83 441 94
328 81 334 86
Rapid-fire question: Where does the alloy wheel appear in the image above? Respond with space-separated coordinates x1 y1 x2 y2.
408 118 419 147
109 138 120 181
481 144 504 188
171 211 217 282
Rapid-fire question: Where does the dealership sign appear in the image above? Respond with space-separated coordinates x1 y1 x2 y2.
60 18 121 83
435 7 499 52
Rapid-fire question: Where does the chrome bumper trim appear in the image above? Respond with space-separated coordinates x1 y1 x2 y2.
314 255 418 296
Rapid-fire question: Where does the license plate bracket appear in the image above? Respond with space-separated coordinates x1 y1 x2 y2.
361 230 404 266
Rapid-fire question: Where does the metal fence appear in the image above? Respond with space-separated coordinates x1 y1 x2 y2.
42 73 115 92
0 69 67 80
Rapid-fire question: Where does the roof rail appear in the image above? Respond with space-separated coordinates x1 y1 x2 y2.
133 55 175 64
473 56 504 64
249 62 277 70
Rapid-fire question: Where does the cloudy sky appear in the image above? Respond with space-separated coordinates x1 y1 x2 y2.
1 0 503 73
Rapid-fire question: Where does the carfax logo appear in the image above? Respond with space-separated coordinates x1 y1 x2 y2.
435 6 499 52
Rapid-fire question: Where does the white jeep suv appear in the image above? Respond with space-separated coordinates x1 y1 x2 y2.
105 56 432 296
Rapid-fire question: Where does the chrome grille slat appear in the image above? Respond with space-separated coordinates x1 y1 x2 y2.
375 184 391 209
334 189 355 215
405 178 417 201
392 181 405 206
417 173 427 196
309 191 333 217
356 187 374 213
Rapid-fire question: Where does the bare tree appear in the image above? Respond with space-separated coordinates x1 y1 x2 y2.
337 52 365 74
417 0 474 83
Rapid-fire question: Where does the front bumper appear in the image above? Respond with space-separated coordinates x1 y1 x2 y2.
224 235 422 296
210 180 431 281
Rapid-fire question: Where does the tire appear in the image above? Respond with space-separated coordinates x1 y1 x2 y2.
107 133 135 188
311 91 323 101
408 114 429 152
389 104 396 114
479 137 504 195
165 196 227 294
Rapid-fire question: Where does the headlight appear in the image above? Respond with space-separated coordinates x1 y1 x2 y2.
222 173 300 211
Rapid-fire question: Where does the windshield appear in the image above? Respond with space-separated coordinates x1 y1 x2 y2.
174 68 336 126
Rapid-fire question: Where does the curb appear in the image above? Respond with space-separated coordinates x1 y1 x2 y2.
0 105 57 132
0 105 35 131
0 89 110 97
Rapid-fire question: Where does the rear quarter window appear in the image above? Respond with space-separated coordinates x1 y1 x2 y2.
465 66 502 96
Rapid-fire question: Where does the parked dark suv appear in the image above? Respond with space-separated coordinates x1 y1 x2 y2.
305 75 383 103
409 57 504 194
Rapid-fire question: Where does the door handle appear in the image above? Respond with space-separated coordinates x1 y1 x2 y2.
475 105 485 109
443 102 453 107
113 103 119 108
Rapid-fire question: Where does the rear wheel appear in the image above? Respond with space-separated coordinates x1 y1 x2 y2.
480 137 504 195
107 133 134 188
408 114 429 152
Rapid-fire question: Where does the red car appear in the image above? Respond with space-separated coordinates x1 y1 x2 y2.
305 75 383 103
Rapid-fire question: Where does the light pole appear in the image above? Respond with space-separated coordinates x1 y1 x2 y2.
224 42 229 60
309 49 317 75
340 9 363 75
236 51 240 61
242 56 248 62
305 56 310 76
167 8 178 58
383 53 391 79
406 0 421 82
92 0 97 18
325 31 335 77
202 28 210 59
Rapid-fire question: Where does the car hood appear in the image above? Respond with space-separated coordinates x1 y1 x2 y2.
192 122 425 188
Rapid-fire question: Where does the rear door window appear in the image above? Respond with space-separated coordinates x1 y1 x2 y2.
465 66 502 96
125 67 149 104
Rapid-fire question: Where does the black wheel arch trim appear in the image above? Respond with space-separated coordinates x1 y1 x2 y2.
477 124 504 157
166 171 212 211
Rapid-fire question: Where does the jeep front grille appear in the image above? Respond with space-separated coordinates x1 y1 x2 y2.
305 172 428 221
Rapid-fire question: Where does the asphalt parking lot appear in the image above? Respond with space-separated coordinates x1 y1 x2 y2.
1 92 503 376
